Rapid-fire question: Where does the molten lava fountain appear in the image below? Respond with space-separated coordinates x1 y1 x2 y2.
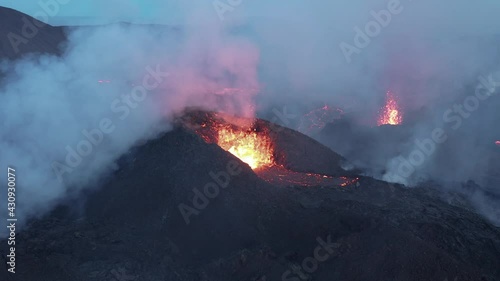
216 126 274 169
189 111 359 187
378 91 403 126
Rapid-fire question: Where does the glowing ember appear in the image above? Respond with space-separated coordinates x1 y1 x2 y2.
255 165 359 187
216 126 274 169
188 111 361 188
339 176 360 187
378 91 403 126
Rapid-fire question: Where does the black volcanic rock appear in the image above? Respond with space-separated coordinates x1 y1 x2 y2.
1 123 499 281
0 7 66 60
0 7 499 281
180 110 347 177
265 118 347 176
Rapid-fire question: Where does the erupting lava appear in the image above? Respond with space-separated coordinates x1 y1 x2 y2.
378 91 403 126
187 111 359 188
216 126 274 169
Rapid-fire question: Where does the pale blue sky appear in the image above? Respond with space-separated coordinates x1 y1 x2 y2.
2 0 174 17
2 0 500 33
1 0 188 24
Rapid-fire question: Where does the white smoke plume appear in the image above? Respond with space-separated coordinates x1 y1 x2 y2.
1 0 500 231
0 4 259 234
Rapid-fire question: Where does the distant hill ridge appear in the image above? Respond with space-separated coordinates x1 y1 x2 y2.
0 6 66 60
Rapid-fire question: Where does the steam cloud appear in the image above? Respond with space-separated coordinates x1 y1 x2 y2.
237 1 500 223
0 4 259 234
1 0 500 231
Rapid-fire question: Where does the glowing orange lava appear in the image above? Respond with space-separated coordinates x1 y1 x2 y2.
189 112 360 187
216 126 274 169
255 165 360 187
378 91 403 126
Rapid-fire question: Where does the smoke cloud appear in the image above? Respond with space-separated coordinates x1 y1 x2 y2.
0 4 259 234
228 0 500 224
1 0 500 230
189 0 500 224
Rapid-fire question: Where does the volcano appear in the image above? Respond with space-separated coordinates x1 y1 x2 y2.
0 7 66 60
2 110 500 281
179 110 356 188
1 7 500 281
378 91 403 126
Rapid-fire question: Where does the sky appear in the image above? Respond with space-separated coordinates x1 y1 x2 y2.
1 0 500 226
1 0 500 32
1 0 188 24
2 0 168 17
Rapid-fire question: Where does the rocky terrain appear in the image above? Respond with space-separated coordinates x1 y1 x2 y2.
0 7 66 60
0 123 499 281
1 7 499 281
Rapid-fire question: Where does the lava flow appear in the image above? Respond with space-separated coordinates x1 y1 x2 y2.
216 126 274 169
190 112 275 170
188 111 359 188
255 165 359 187
378 91 403 126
